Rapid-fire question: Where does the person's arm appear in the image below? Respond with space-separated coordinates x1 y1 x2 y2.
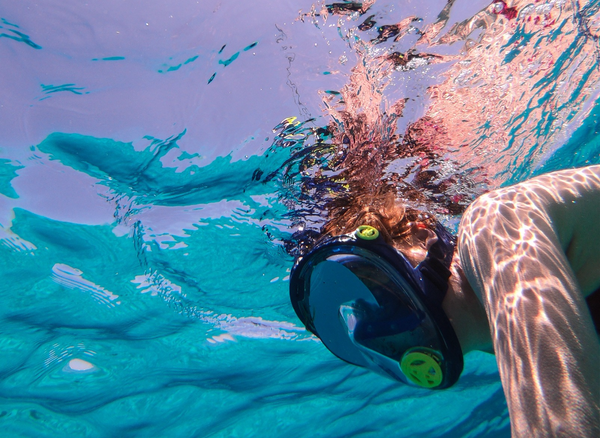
458 165 600 437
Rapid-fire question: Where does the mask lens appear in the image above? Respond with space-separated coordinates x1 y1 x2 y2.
290 229 464 389
339 302 445 387
339 303 409 382
306 251 446 385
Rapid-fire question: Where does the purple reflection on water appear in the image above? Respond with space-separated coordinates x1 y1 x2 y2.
0 0 330 163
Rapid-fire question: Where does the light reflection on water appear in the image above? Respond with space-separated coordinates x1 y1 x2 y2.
0 0 599 437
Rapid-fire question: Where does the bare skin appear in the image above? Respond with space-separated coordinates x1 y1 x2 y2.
396 226 493 354
395 166 600 436
454 165 600 438
313 161 599 435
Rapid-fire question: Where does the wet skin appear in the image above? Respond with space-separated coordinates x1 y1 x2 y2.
316 164 599 435
454 165 600 438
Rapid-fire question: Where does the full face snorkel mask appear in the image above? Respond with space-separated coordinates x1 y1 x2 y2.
289 223 463 389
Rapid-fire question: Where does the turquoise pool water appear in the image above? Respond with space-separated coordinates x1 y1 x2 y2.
1 1 599 437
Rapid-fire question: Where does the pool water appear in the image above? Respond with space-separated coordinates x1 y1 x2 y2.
1 1 599 437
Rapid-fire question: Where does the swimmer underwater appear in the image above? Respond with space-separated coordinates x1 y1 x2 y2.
288 164 600 437
284 2 600 434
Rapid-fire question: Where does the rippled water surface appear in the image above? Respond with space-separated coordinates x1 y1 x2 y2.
1 1 600 437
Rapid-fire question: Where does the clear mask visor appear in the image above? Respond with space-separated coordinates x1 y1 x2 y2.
338 299 445 389
309 254 448 389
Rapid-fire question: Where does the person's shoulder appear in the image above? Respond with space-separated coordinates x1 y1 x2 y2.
459 165 600 233
459 164 600 296
516 165 600 202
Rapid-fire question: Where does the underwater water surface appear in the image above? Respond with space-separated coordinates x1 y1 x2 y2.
1 1 600 437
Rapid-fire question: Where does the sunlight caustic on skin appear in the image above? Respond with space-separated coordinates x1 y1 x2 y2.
459 165 600 437
1 0 599 436
287 3 600 435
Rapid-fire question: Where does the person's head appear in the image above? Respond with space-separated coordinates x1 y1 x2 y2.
290 198 468 389
321 188 440 266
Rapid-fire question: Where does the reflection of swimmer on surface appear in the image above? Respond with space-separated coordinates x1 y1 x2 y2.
289 165 600 437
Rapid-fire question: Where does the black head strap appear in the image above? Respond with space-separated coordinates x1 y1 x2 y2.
417 222 456 307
